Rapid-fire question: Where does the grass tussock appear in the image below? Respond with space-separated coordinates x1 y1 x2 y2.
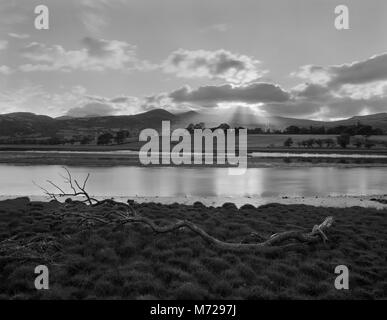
0 197 386 299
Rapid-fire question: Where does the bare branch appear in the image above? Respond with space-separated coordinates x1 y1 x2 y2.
115 214 334 250
33 167 99 205
46 180 66 195
32 170 336 255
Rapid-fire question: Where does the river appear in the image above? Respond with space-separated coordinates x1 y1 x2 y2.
0 164 386 198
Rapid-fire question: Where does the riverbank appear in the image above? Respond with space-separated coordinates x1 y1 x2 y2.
1 194 387 209
3 150 387 167
0 197 386 299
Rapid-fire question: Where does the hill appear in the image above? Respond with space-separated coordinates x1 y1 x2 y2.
0 112 57 137
2 109 387 142
57 108 176 130
330 113 387 129
0 109 177 140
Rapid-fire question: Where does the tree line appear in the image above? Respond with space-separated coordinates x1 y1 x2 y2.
283 135 378 149
186 121 384 136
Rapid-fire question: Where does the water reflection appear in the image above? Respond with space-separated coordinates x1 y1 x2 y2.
1 165 387 198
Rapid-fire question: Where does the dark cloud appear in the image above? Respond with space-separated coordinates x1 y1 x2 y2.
169 83 290 104
260 101 321 118
318 96 387 119
66 102 118 117
81 37 133 58
261 95 387 120
19 38 138 72
329 53 387 87
284 52 387 119
295 53 387 89
294 83 330 100
163 49 265 84
110 96 129 103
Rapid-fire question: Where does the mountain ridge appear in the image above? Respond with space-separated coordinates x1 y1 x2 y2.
1 109 387 140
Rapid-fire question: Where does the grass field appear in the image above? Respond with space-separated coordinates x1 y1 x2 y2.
2 134 387 153
0 198 386 299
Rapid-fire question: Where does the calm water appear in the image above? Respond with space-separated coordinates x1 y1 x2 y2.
0 164 387 198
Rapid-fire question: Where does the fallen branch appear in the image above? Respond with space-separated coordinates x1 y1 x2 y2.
34 169 335 251
118 214 334 250
72 202 334 250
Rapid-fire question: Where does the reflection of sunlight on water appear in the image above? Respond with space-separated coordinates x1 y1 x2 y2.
1 165 387 198
213 168 264 197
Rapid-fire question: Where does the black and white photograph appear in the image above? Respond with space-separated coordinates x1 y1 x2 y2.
0 0 386 308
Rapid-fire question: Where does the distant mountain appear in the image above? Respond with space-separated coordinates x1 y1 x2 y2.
176 109 387 131
0 112 57 137
330 113 387 128
57 108 176 130
174 107 325 130
2 109 387 141
0 109 177 140
55 116 74 120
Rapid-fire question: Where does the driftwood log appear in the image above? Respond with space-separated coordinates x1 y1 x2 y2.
114 212 334 250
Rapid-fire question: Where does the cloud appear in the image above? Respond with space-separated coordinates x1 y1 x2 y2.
110 96 130 103
0 85 73 115
79 0 126 34
0 82 144 117
82 12 108 34
0 40 8 50
151 52 387 120
65 102 119 117
293 83 331 100
65 94 142 117
282 52 387 119
163 49 266 84
8 32 30 39
169 83 290 105
260 101 322 118
0 65 12 75
19 37 141 72
293 52 387 88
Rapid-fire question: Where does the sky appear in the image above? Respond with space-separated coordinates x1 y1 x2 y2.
1 0 387 120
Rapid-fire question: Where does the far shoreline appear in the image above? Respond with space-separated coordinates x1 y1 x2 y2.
2 149 387 167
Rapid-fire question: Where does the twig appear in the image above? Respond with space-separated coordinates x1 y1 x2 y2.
33 167 99 205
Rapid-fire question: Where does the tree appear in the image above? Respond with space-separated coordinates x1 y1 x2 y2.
353 139 363 148
284 137 293 147
80 136 93 145
186 123 195 133
284 126 300 134
336 134 350 148
214 123 231 132
115 130 129 144
324 138 335 148
365 140 375 149
247 127 263 134
97 133 114 145
306 138 315 148
315 139 323 148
